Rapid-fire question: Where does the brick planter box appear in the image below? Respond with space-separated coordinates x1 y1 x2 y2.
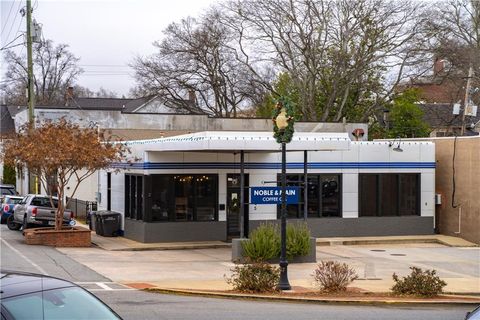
23 226 91 247
231 237 317 263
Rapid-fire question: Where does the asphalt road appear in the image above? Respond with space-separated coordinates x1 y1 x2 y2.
0 224 475 320
95 290 472 320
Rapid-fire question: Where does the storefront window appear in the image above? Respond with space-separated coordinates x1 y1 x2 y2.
151 176 171 221
359 173 420 217
279 174 342 218
194 176 216 221
174 176 194 221
320 175 341 217
125 175 143 220
359 175 377 217
149 174 218 222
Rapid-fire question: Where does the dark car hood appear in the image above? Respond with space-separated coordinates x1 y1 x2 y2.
0 270 75 299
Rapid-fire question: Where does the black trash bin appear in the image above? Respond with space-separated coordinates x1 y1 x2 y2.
95 211 121 237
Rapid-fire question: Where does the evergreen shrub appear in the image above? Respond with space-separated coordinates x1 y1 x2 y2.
392 267 447 297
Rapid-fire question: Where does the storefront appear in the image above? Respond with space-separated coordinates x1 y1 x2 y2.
100 131 435 242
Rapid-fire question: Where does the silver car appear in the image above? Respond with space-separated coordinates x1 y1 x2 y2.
1 270 122 319
8 194 73 230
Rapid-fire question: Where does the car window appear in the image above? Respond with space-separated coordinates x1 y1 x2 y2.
1 291 43 320
1 286 120 320
6 197 23 205
0 187 15 196
31 197 58 208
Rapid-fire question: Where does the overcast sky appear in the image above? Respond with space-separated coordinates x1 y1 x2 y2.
1 0 221 97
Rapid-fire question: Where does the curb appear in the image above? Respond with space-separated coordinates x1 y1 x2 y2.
143 288 480 306
92 237 477 252
316 238 478 247
93 243 231 251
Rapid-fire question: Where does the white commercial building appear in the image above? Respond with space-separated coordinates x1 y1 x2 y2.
98 131 435 243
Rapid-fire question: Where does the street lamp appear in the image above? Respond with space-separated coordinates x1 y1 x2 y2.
273 102 293 291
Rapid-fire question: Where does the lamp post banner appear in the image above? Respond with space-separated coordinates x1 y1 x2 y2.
250 187 300 205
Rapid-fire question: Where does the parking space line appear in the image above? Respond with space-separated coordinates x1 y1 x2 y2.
1 238 48 275
96 282 114 290
76 282 136 291
88 288 136 292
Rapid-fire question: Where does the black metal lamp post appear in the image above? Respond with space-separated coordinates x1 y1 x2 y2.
274 106 291 291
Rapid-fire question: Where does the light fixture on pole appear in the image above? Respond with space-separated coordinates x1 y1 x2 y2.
272 98 295 291
389 137 403 152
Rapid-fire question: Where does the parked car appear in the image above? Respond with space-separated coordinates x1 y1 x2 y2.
1 195 24 224
0 270 122 320
7 194 73 231
0 184 16 196
466 305 480 320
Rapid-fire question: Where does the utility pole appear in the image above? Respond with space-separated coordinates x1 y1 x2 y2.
26 0 35 126
26 0 38 194
461 65 473 136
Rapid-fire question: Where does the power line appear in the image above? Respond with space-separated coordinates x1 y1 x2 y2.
80 73 133 76
0 42 24 51
4 1 23 47
79 64 131 68
1 1 15 36
1 34 24 51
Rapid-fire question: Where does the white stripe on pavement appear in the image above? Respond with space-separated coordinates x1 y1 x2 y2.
88 289 135 292
1 238 48 275
96 282 114 290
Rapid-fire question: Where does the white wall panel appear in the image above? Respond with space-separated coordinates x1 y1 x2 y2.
342 192 358 213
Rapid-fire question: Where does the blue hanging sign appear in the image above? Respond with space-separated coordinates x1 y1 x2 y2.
250 187 300 205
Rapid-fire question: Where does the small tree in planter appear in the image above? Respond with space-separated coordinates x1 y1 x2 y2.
1 119 128 231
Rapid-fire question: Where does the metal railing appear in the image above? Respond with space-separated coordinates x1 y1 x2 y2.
66 197 97 220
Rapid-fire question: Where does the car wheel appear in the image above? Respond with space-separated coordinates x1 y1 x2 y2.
7 215 21 230
22 216 30 230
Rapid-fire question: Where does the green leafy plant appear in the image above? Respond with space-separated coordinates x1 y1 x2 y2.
388 88 430 138
392 267 447 297
2 164 16 185
241 223 280 261
226 261 280 293
242 223 312 261
312 261 359 293
286 222 311 259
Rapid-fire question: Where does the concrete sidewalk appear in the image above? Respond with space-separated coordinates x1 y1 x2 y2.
88 224 477 251
58 226 480 304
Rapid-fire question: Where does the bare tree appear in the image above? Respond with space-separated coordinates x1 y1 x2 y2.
223 0 428 121
131 10 259 117
73 85 119 98
1 40 82 105
423 0 480 103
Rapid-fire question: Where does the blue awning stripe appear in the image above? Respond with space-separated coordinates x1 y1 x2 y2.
111 162 436 170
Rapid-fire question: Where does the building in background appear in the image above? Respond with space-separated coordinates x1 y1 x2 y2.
396 58 479 137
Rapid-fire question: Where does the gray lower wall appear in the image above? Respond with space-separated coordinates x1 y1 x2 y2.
124 216 433 243
250 216 434 238
124 219 227 243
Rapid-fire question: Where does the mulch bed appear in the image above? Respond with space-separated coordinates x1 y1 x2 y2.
161 286 480 302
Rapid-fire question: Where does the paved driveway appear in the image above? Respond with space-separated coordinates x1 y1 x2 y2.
58 243 480 293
